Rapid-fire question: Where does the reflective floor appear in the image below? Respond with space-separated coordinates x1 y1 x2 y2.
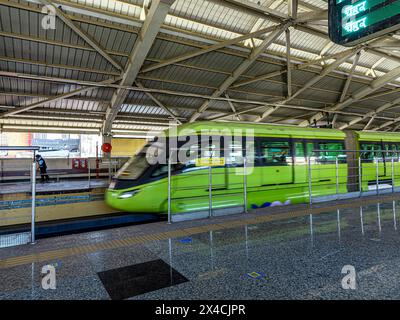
1 200 400 299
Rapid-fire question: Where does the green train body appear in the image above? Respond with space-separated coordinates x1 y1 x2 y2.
105 121 400 214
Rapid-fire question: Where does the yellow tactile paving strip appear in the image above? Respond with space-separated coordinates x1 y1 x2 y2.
1 193 400 270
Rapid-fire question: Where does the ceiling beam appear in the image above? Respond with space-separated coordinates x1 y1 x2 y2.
230 69 287 88
225 93 241 121
339 96 400 130
102 0 175 136
0 31 129 58
6 0 400 78
215 0 288 20
3 0 400 90
295 10 327 23
300 64 400 127
0 77 120 117
38 0 124 72
372 115 400 131
209 100 398 122
189 22 290 122
363 116 376 131
230 46 367 89
288 0 298 19
1 69 396 114
255 48 359 122
1 27 389 93
339 51 361 103
0 55 120 77
135 80 182 124
392 123 400 132
140 24 279 74
285 28 292 98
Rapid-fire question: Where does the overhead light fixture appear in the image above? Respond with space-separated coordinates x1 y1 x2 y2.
139 0 149 21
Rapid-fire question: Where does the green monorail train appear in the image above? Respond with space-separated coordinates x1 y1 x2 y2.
105 121 400 214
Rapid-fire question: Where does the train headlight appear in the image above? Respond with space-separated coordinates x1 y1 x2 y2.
118 190 140 199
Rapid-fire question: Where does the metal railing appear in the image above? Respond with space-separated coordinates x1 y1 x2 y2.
0 146 39 246
308 149 400 204
166 148 400 223
0 156 129 185
167 148 249 223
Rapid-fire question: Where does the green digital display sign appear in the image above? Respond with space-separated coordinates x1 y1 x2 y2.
329 0 400 46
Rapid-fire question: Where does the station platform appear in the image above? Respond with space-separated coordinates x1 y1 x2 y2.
0 179 117 229
0 179 109 195
1 193 400 300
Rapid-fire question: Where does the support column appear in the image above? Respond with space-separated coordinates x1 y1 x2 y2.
344 131 359 192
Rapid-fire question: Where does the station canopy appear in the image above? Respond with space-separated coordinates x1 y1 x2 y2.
1 0 400 137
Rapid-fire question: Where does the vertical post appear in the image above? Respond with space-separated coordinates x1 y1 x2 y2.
244 225 249 261
377 203 382 232
31 262 35 297
31 161 36 244
393 200 397 231
208 165 212 218
335 156 339 199
88 158 91 189
375 157 379 195
358 156 362 197
209 230 214 270
168 238 173 285
308 156 312 204
337 209 341 241
360 206 364 235
95 141 99 179
108 160 112 183
167 152 172 224
243 156 248 213
392 156 395 193
309 214 313 246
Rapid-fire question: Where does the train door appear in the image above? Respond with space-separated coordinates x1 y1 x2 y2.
170 137 227 211
258 138 293 185
294 140 308 184
225 136 261 190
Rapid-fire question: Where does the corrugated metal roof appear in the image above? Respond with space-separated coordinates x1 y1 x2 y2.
0 0 400 133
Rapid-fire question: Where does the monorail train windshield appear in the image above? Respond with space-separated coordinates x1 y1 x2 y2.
116 141 165 180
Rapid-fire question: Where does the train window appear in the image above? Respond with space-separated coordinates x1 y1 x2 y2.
116 144 154 180
315 142 345 164
360 143 383 161
384 143 399 161
260 140 290 166
226 139 244 167
245 139 256 166
305 142 315 157
151 164 169 177
180 144 200 171
295 142 307 165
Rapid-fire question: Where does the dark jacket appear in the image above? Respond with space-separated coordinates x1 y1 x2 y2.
37 158 47 170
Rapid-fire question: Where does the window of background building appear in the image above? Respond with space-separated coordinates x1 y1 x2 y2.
0 132 102 158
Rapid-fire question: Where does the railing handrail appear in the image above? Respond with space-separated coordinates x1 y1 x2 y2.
312 149 400 153
0 146 40 151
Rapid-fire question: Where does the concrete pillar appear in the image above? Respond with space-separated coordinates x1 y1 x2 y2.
344 131 359 192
